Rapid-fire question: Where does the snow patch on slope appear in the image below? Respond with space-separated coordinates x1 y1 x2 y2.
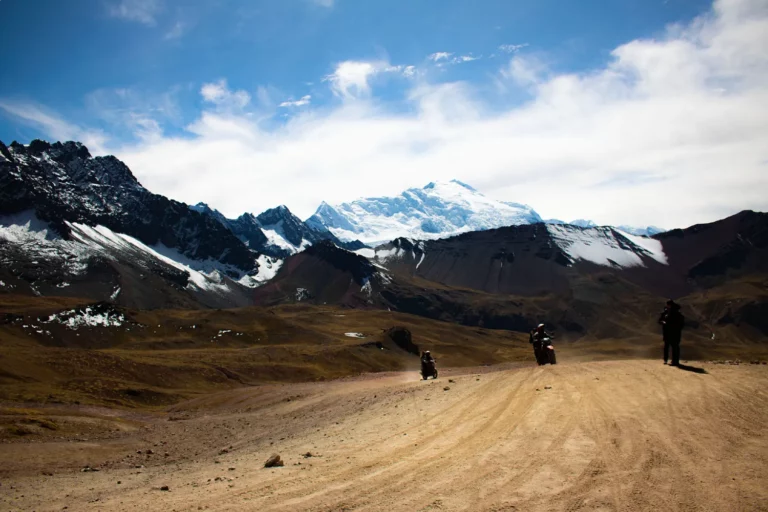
416 251 426 269
261 228 295 253
45 306 126 330
354 248 375 259
68 223 232 293
374 247 406 262
617 232 668 265
239 255 283 287
0 210 60 243
546 225 668 268
0 211 280 295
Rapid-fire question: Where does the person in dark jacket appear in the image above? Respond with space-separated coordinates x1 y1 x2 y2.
658 300 685 366
530 324 555 365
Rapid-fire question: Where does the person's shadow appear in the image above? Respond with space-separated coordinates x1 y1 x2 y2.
675 363 708 374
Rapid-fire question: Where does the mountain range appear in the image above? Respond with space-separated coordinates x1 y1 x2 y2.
2 139 767 345
306 179 664 243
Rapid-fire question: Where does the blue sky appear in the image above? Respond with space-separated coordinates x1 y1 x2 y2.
1 0 766 228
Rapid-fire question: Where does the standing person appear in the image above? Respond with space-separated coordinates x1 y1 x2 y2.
658 300 685 366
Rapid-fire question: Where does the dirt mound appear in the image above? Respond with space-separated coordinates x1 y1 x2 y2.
384 326 420 355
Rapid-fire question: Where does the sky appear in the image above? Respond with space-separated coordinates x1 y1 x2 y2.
1 0 766 230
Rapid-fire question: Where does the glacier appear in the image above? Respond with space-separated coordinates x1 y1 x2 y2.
306 180 542 245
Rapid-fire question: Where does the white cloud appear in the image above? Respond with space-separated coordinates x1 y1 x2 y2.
429 52 481 66
428 52 453 62
200 79 251 110
5 0 768 230
0 101 108 154
323 60 402 99
499 43 529 53
128 114 164 143
452 55 481 64
502 55 547 87
109 0 162 26
279 95 312 108
403 65 417 78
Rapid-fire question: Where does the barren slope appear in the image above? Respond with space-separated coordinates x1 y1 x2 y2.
2 360 766 511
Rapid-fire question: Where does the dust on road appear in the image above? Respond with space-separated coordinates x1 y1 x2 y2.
2 360 767 511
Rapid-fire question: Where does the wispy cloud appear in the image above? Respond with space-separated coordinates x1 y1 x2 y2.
499 43 529 53
200 80 251 110
279 95 312 108
501 55 547 87
452 55 480 64
0 101 107 153
309 0 334 7
108 0 162 26
83 87 180 143
164 21 189 40
428 52 481 66
428 52 453 62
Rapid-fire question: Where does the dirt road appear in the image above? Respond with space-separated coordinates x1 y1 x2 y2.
2 360 767 511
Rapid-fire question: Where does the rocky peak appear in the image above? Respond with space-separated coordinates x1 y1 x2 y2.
256 205 295 224
190 202 230 227
257 206 307 247
0 139 258 272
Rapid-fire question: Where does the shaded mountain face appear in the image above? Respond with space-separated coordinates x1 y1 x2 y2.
1 140 256 273
227 212 270 251
306 180 543 245
655 211 768 287
252 240 391 307
0 210 260 309
365 212 768 300
365 223 668 297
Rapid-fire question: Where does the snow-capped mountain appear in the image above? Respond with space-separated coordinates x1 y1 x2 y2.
616 225 666 237
545 219 664 237
1 140 257 273
0 139 288 307
569 219 598 229
306 180 543 245
190 203 366 258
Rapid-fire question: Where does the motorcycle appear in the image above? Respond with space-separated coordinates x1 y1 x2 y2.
421 359 438 380
532 336 557 365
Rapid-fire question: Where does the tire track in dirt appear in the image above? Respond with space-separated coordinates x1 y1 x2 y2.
269 370 542 510
4 361 768 512
193 371 520 510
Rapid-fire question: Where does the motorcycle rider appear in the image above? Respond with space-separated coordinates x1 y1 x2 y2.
530 324 554 365
421 350 436 377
